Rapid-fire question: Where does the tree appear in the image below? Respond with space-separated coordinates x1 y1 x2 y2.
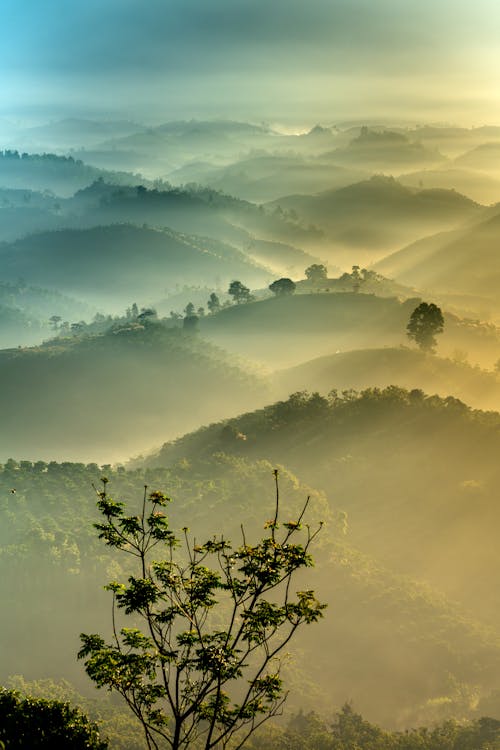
207 293 220 315
269 278 296 296
228 280 252 304
304 264 327 283
79 474 325 750
49 315 62 331
137 308 158 323
407 302 444 352
0 688 107 749
350 265 361 293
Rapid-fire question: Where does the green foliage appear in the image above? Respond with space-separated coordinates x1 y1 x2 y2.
304 264 328 283
207 293 221 314
269 278 296 296
248 705 500 750
0 688 107 749
407 302 444 351
79 474 324 750
228 280 253 304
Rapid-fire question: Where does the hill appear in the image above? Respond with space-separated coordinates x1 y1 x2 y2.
2 455 500 729
0 150 141 197
0 322 271 462
147 387 500 631
0 179 321 275
269 176 480 262
199 292 500 369
275 346 500 412
399 167 500 205
373 211 500 315
454 142 500 173
0 224 270 308
167 152 367 203
323 127 445 170
64 181 323 264
0 281 92 348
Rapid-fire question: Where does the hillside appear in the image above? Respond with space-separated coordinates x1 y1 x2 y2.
0 282 93 348
0 224 270 308
454 142 500 173
269 176 480 262
323 127 445 170
399 167 500 205
0 322 270 462
167 152 368 203
147 387 500 630
374 212 500 315
2 456 500 729
0 178 321 275
0 150 140 197
274 346 500 412
200 292 500 368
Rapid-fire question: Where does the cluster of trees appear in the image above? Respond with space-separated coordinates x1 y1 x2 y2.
0 150 84 165
249 704 500 750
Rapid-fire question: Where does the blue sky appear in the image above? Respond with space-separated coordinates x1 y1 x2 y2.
1 0 500 124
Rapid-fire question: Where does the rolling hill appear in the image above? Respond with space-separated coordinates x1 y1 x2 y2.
199 292 500 369
274 346 500 412
0 224 271 308
147 387 500 630
0 322 271 462
167 152 368 203
374 211 500 315
2 455 500 729
323 127 445 170
269 176 480 262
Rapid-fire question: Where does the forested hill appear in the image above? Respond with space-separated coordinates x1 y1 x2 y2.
0 150 139 196
147 386 500 628
2 456 500 730
275 345 500 412
0 322 270 462
0 224 270 306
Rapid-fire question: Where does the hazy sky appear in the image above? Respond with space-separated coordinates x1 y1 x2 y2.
1 0 500 125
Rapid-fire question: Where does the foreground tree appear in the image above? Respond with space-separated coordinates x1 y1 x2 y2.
407 302 444 352
269 278 296 296
79 473 324 750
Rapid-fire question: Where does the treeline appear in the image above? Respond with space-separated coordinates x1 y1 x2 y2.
249 704 500 750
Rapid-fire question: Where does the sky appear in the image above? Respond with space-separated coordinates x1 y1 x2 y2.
1 0 500 126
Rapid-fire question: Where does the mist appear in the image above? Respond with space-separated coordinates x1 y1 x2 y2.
2 1 500 748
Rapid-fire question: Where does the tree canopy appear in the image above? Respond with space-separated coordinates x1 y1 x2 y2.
0 689 107 749
406 302 444 351
269 278 296 296
228 280 253 304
